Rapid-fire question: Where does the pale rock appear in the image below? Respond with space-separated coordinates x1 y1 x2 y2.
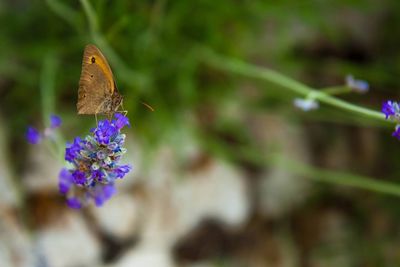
113 131 249 266
24 143 63 192
0 208 34 267
138 150 249 247
36 211 101 267
250 114 310 217
90 193 141 239
113 244 173 267
174 160 249 235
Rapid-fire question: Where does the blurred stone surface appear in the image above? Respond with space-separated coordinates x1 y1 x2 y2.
0 208 34 267
140 145 249 245
113 132 250 267
90 193 141 239
36 211 101 267
249 114 311 217
174 159 249 233
113 244 173 267
24 143 63 193
0 115 18 206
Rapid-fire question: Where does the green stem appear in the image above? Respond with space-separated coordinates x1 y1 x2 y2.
79 0 99 33
321 86 352 96
272 155 400 197
201 49 387 123
202 127 400 197
40 53 57 127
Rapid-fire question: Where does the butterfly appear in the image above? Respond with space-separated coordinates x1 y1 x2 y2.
77 44 123 117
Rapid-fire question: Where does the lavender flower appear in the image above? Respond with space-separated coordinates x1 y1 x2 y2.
26 127 41 144
59 114 132 208
50 115 62 129
293 98 319 111
26 115 62 144
346 75 369 93
392 126 400 140
382 101 400 140
382 101 399 120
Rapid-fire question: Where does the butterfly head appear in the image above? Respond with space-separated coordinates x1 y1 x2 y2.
111 92 123 112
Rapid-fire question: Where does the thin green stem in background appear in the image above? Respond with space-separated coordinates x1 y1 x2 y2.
271 154 400 198
321 86 352 96
203 130 400 198
79 0 149 89
246 144 400 197
197 48 399 197
40 53 57 126
39 53 66 160
201 48 388 123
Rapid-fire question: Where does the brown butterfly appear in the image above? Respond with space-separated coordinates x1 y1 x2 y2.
77 44 123 117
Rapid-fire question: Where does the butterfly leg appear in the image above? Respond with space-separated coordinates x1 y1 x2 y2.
95 113 98 126
119 103 128 116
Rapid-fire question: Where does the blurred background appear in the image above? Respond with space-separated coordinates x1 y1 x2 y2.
1 0 400 266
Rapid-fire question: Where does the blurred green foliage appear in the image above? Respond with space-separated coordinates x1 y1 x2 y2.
1 0 400 164
1 0 398 134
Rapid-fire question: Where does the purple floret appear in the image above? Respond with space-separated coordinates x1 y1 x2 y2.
67 197 83 209
59 168 73 194
50 115 62 129
65 137 84 162
114 113 130 129
382 101 397 119
113 164 132 179
26 127 41 144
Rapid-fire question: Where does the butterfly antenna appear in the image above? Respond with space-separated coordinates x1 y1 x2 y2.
141 102 155 112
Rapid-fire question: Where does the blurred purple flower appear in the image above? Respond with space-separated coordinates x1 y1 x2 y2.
59 114 132 208
59 168 73 194
293 98 319 112
94 119 118 145
26 127 41 144
66 197 82 209
50 115 62 129
26 114 62 144
346 75 369 93
382 100 399 120
114 113 130 129
65 137 84 162
392 127 400 140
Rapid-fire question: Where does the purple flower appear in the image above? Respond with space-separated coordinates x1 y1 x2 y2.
65 137 84 162
59 114 131 208
94 120 117 144
382 101 398 120
346 75 369 93
113 164 132 179
114 113 130 129
93 184 116 207
392 126 400 139
59 168 73 194
67 197 83 209
26 127 41 144
50 115 62 129
26 114 62 144
293 98 319 111
72 170 86 185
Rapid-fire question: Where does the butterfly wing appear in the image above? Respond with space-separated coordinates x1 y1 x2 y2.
77 44 117 115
